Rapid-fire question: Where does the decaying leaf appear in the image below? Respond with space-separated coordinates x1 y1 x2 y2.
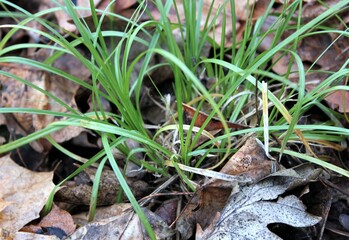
206 195 321 240
177 137 271 238
182 103 250 131
67 207 174 240
21 204 76 237
209 137 273 187
16 205 76 239
72 203 132 226
0 155 55 236
0 199 11 213
202 164 323 239
43 0 105 32
14 232 60 240
194 186 236 231
155 198 179 226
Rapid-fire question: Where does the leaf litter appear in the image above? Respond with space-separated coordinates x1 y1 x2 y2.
0 0 348 239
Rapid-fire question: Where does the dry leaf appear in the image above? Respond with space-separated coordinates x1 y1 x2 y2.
0 199 11 213
73 203 132 226
203 164 323 239
113 0 137 13
38 204 75 236
42 0 105 32
182 103 250 131
302 0 343 20
207 195 321 239
176 138 271 238
154 198 179 226
20 202 76 239
68 208 174 240
210 137 272 186
195 186 235 230
0 155 55 236
14 232 60 240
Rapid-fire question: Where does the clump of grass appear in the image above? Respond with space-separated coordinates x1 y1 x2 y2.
0 0 349 238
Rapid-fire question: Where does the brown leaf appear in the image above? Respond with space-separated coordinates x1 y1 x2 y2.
182 103 249 131
38 204 76 236
176 137 271 236
20 204 75 237
195 186 234 230
0 155 55 236
155 198 179 225
209 137 272 189
322 90 349 113
40 0 105 32
302 0 343 20
0 63 47 132
113 0 137 13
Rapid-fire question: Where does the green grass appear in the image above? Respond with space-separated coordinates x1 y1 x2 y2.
0 0 349 238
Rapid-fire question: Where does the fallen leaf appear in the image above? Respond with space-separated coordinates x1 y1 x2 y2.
72 203 131 226
207 195 321 239
0 199 11 213
210 137 272 186
41 0 105 33
36 204 75 236
182 103 250 131
202 164 323 239
0 155 55 237
323 90 349 113
302 0 343 20
67 208 174 240
113 0 137 13
186 138 270 232
14 232 60 240
155 198 179 226
195 186 235 230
